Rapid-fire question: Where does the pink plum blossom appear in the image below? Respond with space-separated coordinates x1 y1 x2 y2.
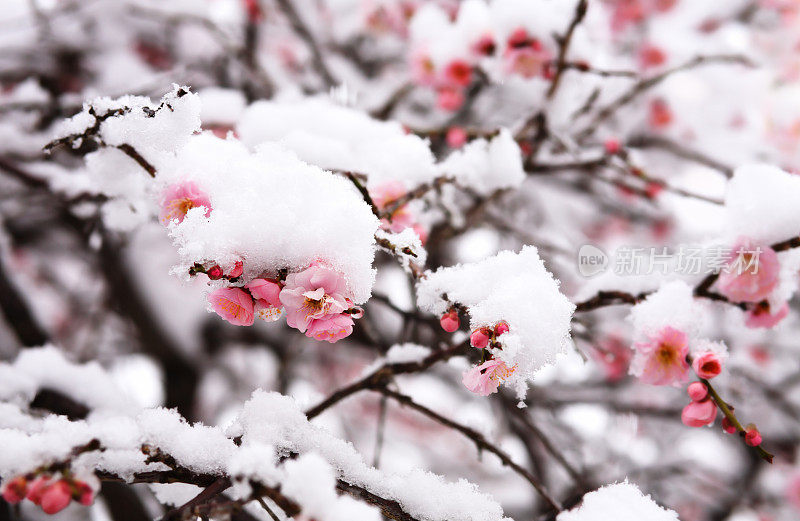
630 326 690 386
462 358 516 396
159 181 212 225
504 44 551 79
745 301 789 328
786 472 800 511
305 313 354 343
594 334 632 382
208 287 255 326
692 351 723 379
437 86 465 111
279 264 350 333
717 239 780 303
370 181 427 240
410 52 436 86
681 398 717 427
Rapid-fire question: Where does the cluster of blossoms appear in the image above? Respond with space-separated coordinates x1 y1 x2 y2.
439 310 516 396
2 474 95 515
160 181 363 343
370 180 429 243
412 25 553 112
462 321 515 396
716 237 788 328
208 264 363 343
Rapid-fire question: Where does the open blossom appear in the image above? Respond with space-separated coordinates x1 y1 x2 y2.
159 181 212 225
208 287 255 326
593 334 632 382
462 358 516 396
280 264 350 333
745 301 789 328
410 52 436 86
305 313 354 343
716 239 780 303
786 472 800 511
630 326 690 386
504 42 551 79
246 278 282 306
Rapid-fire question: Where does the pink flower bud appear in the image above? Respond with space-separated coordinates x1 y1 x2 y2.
470 328 491 349
494 321 510 336
446 127 468 148
440 311 460 332
26 476 51 505
604 138 621 155
228 261 243 279
2 476 28 504
745 427 762 446
681 398 717 427
687 382 708 402
692 351 723 379
40 481 72 514
207 265 223 280
74 481 95 506
721 416 737 434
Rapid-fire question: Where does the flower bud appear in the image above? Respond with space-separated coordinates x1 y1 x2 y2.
745 426 762 446
40 480 72 515
721 416 737 434
692 351 723 379
686 382 708 402
470 328 491 349
440 311 460 333
1 476 28 504
207 265 223 280
494 321 510 336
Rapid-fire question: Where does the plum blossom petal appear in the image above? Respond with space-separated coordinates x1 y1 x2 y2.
159 181 212 225
209 287 254 326
462 358 516 396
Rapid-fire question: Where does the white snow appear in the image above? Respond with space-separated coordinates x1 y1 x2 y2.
557 482 679 521
417 246 575 395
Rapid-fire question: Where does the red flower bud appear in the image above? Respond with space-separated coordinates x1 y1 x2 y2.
1 476 28 504
721 416 737 434
207 265 223 280
470 328 491 349
494 321 510 336
440 310 460 333
745 426 762 447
